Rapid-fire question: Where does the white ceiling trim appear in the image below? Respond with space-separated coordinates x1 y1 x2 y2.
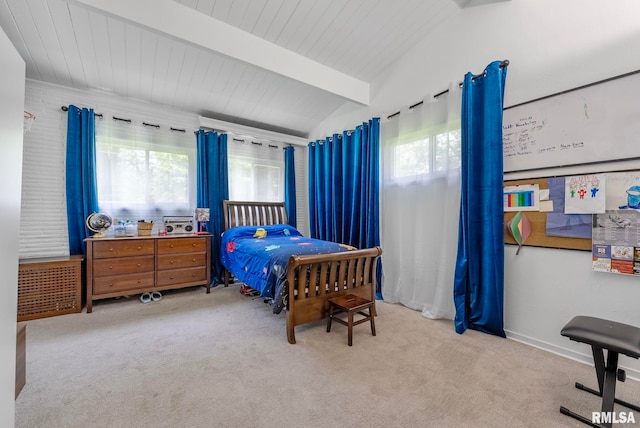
199 116 309 147
70 0 370 105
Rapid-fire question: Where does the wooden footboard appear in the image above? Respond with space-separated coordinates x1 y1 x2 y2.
285 246 382 344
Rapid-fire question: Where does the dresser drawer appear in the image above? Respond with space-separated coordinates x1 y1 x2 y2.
93 256 155 277
157 266 207 286
157 237 207 254
93 272 155 294
157 252 207 270
92 240 154 258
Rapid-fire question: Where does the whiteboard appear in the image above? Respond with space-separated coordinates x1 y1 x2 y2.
502 70 640 172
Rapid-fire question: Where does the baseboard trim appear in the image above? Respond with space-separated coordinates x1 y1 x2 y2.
505 329 640 381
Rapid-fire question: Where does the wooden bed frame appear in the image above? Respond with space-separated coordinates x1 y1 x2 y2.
222 200 382 344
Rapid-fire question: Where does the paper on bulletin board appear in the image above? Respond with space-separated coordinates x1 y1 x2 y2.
546 176 592 239
591 171 640 276
539 200 554 212
504 184 539 212
605 171 640 210
539 189 550 201
592 210 640 275
564 174 606 214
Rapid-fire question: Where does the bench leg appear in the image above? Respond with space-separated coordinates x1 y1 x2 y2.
575 382 640 413
578 346 640 412
560 347 640 428
601 350 618 418
592 345 606 393
559 406 602 427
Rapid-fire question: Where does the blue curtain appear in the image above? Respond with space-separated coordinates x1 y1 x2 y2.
453 60 508 338
66 105 98 255
284 146 297 228
308 118 381 295
196 130 229 285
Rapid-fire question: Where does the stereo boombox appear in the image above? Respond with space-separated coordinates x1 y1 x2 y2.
163 216 194 234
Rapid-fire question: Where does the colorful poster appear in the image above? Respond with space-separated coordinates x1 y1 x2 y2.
503 184 539 212
564 174 606 214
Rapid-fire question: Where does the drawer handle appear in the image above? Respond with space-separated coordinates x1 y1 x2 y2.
137 246 142 250
192 243 197 247
170 260 175 264
170 276 174 280
137 280 141 284
109 265 113 269
192 273 196 277
109 282 114 287
109 248 114 252
170 244 175 248
192 258 196 262
137 263 141 267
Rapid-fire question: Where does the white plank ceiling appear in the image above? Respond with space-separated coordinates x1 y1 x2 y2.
0 0 502 137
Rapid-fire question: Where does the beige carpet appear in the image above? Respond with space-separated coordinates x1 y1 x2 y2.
14 285 640 428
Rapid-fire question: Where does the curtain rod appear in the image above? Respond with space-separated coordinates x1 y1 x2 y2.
386 59 510 120
60 105 103 118
61 105 187 132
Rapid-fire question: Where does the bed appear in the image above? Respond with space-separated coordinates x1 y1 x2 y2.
220 200 382 344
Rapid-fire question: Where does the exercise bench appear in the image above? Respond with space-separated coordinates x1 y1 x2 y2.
560 315 640 428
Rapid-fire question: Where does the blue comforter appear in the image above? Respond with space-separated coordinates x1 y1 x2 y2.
220 224 355 313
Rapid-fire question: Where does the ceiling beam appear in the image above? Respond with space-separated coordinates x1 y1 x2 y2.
199 117 309 147
70 0 370 105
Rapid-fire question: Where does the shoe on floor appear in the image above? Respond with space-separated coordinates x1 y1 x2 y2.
151 291 162 302
140 292 151 304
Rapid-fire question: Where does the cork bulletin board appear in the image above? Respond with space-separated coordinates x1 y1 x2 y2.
504 177 592 251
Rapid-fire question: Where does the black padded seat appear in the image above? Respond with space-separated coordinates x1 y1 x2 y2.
561 316 640 359
560 315 640 428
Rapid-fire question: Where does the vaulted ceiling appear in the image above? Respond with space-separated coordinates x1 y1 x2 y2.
0 0 505 137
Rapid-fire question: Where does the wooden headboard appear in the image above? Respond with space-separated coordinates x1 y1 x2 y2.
223 201 288 230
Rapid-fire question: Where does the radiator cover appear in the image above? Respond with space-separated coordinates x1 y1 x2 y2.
18 256 83 321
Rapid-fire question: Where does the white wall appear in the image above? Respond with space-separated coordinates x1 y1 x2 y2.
0 25 25 426
310 0 640 376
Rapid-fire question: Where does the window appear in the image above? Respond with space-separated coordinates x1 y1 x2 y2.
226 138 308 236
227 139 285 202
95 120 196 224
392 130 461 179
228 155 283 202
384 91 462 181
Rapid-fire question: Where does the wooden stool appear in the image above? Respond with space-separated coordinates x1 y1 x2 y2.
327 294 375 346
560 316 640 428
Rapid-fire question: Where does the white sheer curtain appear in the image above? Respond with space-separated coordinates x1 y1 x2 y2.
380 83 462 319
227 137 284 202
225 136 309 236
95 117 196 226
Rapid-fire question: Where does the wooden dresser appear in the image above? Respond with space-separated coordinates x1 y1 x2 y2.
85 234 211 312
